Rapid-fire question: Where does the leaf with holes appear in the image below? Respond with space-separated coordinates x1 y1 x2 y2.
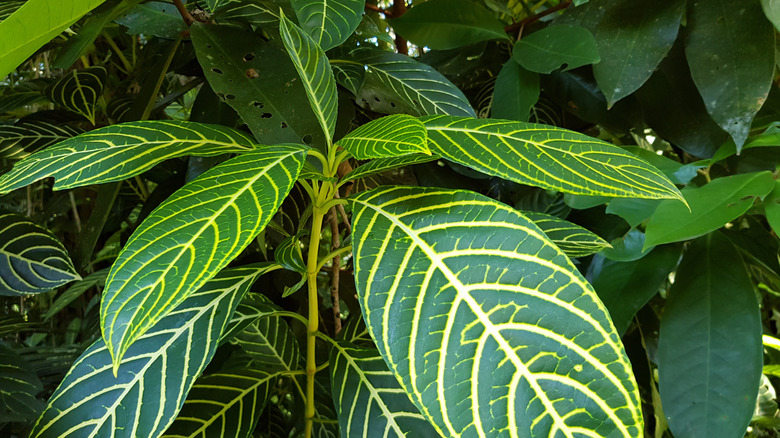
0 121 256 195
29 264 274 438
352 48 475 117
0 121 83 161
423 115 683 201
43 66 107 124
101 146 306 368
162 369 277 438
330 340 438 436
524 211 610 258
338 114 429 159
351 186 643 437
341 153 439 183
279 13 338 144
291 0 363 51
0 212 80 296
513 25 600 74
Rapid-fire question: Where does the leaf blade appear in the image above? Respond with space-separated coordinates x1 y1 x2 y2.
290 0 363 51
338 114 429 159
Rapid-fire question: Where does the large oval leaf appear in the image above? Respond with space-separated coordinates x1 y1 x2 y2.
290 0 363 51
422 115 684 201
102 145 306 367
351 186 643 438
0 212 80 296
338 114 429 159
29 264 275 438
0 120 257 194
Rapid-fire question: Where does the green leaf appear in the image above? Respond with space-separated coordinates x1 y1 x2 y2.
644 171 775 248
351 186 643 438
162 369 276 438
685 0 775 149
422 115 684 201
43 66 107 124
0 342 44 423
658 233 762 438
290 0 363 51
0 212 80 296
29 264 273 438
115 1 189 39
275 234 307 273
338 114 429 159
341 153 439 183
0 121 257 194
0 1 25 22
0 0 107 79
765 180 780 236
101 145 306 367
279 13 338 145
219 293 281 345
351 48 476 117
512 25 599 74
329 341 438 436
44 268 109 320
606 198 661 228
389 0 508 50
0 121 83 161
524 211 610 258
601 228 652 262
330 59 365 95
191 23 326 146
589 245 681 335
591 0 684 107
231 312 300 372
491 60 539 122
762 0 780 31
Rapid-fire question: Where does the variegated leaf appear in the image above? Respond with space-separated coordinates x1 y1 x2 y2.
338 114 429 159
290 0 363 51
43 66 107 124
524 211 611 258
0 212 80 296
330 59 365 95
0 121 257 194
230 304 301 372
102 145 306 368
341 153 439 183
29 264 275 438
279 13 338 144
0 121 83 161
0 341 44 423
422 115 684 201
351 186 643 438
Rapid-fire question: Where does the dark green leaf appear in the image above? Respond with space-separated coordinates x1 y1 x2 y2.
601 228 652 262
115 1 188 39
0 121 83 161
0 1 25 23
658 233 762 438
338 114 429 159
290 0 363 51
330 59 365 95
0 342 44 423
230 308 300 372
341 153 439 183
43 66 107 124
491 60 538 122
524 211 610 257
765 180 780 235
513 25 599 74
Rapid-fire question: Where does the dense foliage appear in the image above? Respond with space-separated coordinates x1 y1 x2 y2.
1 0 780 437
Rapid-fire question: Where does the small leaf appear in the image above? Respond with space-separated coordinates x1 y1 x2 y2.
658 233 762 438
0 212 80 296
290 0 363 51
389 0 507 50
644 171 775 247
0 120 257 194
0 121 83 161
513 25 600 74
491 60 539 122
765 180 780 236
43 66 107 124
29 264 274 438
279 12 338 144
685 0 774 149
0 342 44 423
341 153 439 183
101 146 306 367
524 211 610 257
330 341 438 436
422 115 684 201
275 234 307 273
338 114 429 159
330 59 365 95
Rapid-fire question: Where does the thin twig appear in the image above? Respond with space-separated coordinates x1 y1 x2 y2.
68 191 82 233
172 0 195 26
504 0 572 34
329 207 343 334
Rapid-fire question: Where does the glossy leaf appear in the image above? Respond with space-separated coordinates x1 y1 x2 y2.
330 341 438 436
644 171 775 248
101 146 306 367
601 228 651 262
338 114 429 159
0 0 106 79
29 264 273 438
162 369 276 438
0 212 80 296
0 121 257 194
389 0 507 50
685 0 775 149
352 48 476 117
491 60 539 122
279 13 338 144
524 211 610 258
342 153 439 183
275 234 307 274
0 342 44 422
351 186 643 438
230 304 301 372
43 66 107 124
513 25 599 74
115 1 188 39
591 0 684 106
330 59 365 95
290 0 363 51
658 233 762 438
0 121 83 161
422 115 684 201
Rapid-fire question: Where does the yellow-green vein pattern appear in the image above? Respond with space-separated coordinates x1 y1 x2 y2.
524 211 611 258
290 0 364 51
338 114 430 159
43 66 106 124
351 186 643 438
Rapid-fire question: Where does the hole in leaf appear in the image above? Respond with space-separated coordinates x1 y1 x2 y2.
390 102 396 108
303 134 312 144
243 53 256 62
281 122 288 128
211 67 223 75
374 97 380 102
225 94 236 100
261 113 272 118
252 101 264 108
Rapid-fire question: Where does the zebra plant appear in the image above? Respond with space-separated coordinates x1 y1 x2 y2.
0 1 689 438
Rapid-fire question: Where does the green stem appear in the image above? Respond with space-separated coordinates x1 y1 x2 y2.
321 197 348 211
317 245 352 272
